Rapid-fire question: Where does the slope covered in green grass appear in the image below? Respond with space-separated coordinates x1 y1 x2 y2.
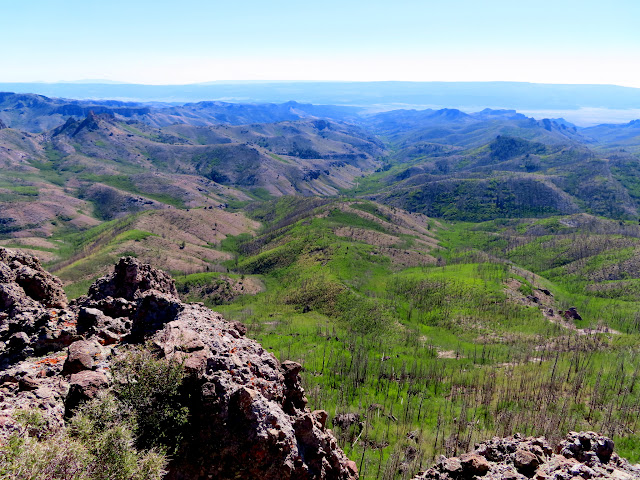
140 198 640 479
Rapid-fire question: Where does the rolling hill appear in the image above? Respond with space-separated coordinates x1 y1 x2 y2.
0 109 385 238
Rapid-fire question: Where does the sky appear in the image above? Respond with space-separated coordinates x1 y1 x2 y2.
2 0 640 86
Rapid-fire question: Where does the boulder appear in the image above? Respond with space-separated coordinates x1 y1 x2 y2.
562 307 582 321
460 453 491 476
63 339 107 374
65 370 109 415
14 264 67 308
513 449 539 475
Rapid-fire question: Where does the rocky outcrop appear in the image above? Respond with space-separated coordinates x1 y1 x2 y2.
0 248 357 480
154 305 357 479
0 118 7 129
86 256 178 302
0 248 71 367
561 307 583 321
413 432 640 480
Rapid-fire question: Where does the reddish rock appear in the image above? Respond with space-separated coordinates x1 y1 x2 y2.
63 339 105 374
514 449 539 475
461 452 491 476
65 370 109 415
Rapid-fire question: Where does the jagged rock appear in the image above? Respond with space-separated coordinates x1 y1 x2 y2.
0 118 7 129
413 433 639 480
14 264 67 308
87 256 178 302
282 359 308 413
562 307 582 321
76 296 136 320
0 252 358 479
151 306 357 479
76 307 127 345
131 290 184 340
558 431 616 464
0 248 66 309
0 248 72 366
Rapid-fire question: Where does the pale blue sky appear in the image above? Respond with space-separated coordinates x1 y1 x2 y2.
3 0 639 85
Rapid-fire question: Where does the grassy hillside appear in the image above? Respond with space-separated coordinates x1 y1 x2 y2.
362 136 640 221
4 95 640 479
103 197 640 480
7 193 640 478
0 207 259 298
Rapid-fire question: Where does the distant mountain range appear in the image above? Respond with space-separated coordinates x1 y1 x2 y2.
2 81 640 125
0 92 361 133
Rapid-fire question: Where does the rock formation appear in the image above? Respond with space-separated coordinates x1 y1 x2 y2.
0 250 357 480
413 431 640 480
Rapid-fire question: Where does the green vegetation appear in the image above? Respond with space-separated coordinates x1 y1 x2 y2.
196 200 640 477
268 152 290 164
0 347 190 480
51 198 640 477
111 348 190 454
6 100 640 478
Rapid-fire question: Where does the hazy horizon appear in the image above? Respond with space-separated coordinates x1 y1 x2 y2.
3 80 640 126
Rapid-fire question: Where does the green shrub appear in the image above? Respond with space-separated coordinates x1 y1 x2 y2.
0 348 191 479
112 347 190 454
0 398 166 480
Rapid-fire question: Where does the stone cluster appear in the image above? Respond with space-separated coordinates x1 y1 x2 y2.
0 250 357 480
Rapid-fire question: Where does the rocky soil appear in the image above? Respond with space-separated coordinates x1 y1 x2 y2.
0 248 357 479
413 431 640 480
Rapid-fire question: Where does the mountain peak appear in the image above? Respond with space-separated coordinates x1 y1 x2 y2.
434 108 469 118
73 110 114 135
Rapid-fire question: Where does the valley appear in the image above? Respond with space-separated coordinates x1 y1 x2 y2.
3 92 640 479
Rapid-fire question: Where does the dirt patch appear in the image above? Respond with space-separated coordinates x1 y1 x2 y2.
132 208 259 246
179 274 264 304
112 236 232 275
334 226 400 247
0 186 93 237
0 237 57 249
323 202 440 250
372 247 437 267
437 350 459 359
69 214 100 229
